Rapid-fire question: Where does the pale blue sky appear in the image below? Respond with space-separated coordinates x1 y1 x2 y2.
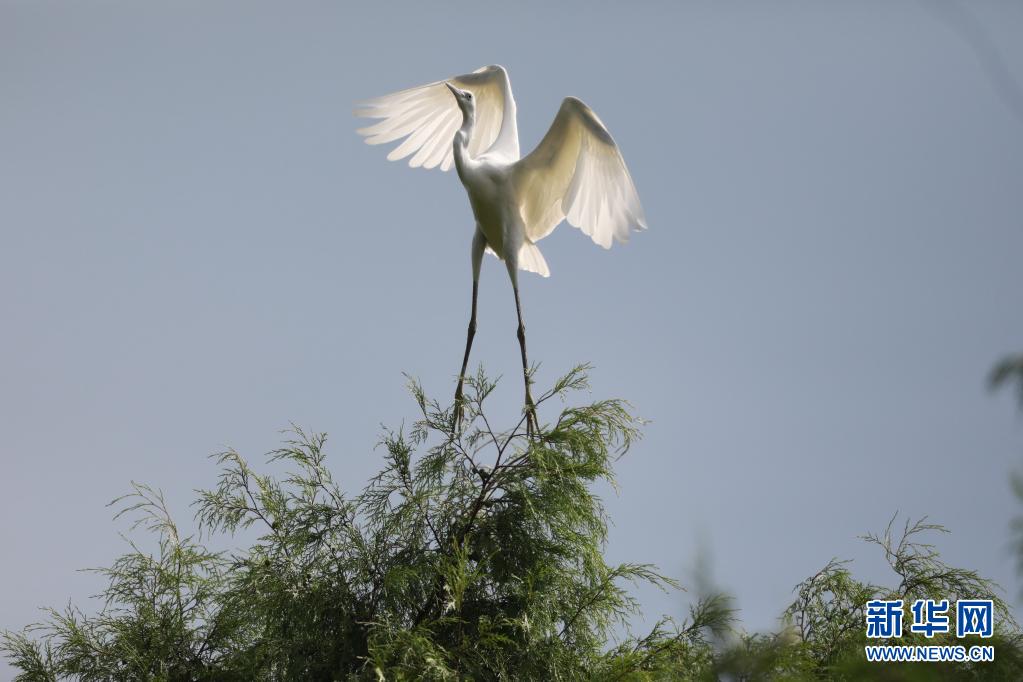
2 1 1023 676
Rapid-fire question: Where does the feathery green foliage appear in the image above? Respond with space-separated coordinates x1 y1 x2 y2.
3 365 1021 680
2 367 728 680
989 354 1023 408
994 351 1023 593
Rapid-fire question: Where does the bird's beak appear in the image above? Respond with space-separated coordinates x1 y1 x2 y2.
445 82 460 98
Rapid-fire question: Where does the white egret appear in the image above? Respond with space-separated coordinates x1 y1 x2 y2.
356 65 647 433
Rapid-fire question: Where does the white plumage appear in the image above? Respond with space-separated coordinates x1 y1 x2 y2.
356 65 647 432
356 66 519 171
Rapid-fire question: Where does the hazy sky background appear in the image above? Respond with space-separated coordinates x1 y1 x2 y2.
2 0 1022 676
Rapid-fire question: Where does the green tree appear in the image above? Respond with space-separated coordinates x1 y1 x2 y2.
2 367 728 681
989 354 1023 409
992 352 1023 604
5 365 1022 680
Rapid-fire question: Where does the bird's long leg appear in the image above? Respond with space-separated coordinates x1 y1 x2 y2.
452 278 479 432
512 282 539 437
453 230 486 433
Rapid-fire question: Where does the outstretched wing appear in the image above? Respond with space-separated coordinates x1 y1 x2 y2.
512 97 646 248
355 65 518 171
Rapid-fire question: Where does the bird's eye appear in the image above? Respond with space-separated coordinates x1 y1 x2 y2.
465 93 473 100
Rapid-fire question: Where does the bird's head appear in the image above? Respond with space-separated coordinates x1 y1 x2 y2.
445 82 476 122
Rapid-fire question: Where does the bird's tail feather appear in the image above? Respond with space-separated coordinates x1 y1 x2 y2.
518 241 550 278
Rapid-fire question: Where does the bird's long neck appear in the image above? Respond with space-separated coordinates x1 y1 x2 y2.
453 111 476 180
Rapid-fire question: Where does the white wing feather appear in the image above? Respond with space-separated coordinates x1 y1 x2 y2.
355 65 518 171
512 97 646 248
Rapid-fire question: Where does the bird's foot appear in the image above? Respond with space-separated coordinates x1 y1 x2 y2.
452 385 466 435
524 398 539 439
